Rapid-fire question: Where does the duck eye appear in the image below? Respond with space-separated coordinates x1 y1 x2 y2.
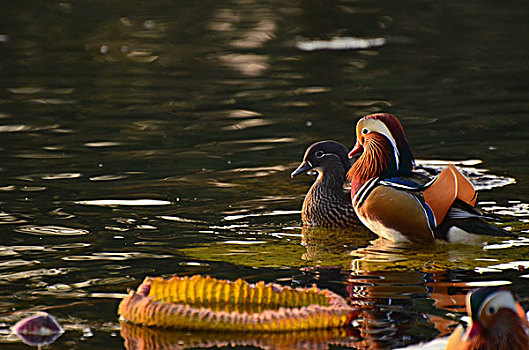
315 151 324 158
488 306 496 314
362 128 369 135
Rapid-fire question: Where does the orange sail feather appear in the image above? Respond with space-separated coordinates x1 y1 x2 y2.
423 164 477 226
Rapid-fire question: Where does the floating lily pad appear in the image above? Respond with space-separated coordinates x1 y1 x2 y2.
118 275 358 331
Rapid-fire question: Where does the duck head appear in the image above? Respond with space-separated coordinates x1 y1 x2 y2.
467 286 527 334
347 113 415 193
291 140 351 184
463 286 528 349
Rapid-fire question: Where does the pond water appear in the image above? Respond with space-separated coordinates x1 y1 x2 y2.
1 1 529 349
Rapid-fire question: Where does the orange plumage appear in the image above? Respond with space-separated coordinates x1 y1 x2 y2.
347 113 514 243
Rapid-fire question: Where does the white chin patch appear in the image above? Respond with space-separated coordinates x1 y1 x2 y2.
445 227 488 245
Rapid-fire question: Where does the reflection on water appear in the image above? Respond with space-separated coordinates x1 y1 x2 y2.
1 0 529 349
121 322 360 350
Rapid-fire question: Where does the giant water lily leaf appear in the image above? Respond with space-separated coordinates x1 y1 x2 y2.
118 275 359 331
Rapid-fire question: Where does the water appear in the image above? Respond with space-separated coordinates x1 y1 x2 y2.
1 1 529 348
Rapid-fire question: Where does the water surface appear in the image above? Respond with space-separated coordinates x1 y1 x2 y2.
1 1 529 349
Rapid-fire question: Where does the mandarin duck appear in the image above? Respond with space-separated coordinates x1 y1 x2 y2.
447 286 529 350
291 140 359 227
347 113 514 243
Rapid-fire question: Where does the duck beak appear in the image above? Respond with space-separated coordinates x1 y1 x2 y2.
348 140 363 158
467 321 482 339
291 161 312 178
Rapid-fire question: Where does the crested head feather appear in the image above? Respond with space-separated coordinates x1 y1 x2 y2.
347 113 416 194
363 113 415 173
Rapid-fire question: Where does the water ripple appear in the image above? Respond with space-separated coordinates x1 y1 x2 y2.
465 280 512 287
62 252 172 261
415 159 516 191
0 268 71 281
224 210 300 221
15 152 71 159
46 277 134 291
0 212 26 225
15 225 89 236
29 98 75 105
223 240 266 245
476 260 529 273
0 124 60 133
157 216 204 223
84 142 122 147
7 87 42 94
0 245 56 255
89 175 129 181
51 243 91 249
41 173 82 180
482 202 529 217
296 37 386 51
225 165 291 178
0 259 39 269
222 118 271 131
484 236 529 250
75 199 171 207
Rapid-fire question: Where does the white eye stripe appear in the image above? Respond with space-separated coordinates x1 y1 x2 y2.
478 290 517 319
315 151 337 159
358 119 400 170
390 138 400 170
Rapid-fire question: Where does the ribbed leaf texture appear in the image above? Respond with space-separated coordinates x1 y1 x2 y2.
118 275 358 331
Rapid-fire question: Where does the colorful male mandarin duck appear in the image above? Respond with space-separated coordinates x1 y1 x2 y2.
291 141 359 227
347 113 514 243
447 286 529 350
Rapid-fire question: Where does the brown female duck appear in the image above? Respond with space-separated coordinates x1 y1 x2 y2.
291 140 358 227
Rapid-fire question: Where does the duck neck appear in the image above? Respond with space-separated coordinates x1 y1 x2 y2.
468 312 528 350
313 166 346 194
347 134 399 194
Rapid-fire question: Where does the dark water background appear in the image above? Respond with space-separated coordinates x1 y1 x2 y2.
1 1 529 349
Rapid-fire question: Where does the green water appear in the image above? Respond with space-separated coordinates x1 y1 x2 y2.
1 1 529 349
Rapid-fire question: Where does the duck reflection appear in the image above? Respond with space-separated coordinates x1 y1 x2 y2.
346 269 468 347
301 226 373 263
302 227 475 347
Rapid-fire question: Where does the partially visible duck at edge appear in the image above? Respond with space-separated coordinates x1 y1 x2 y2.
291 140 359 228
346 113 515 244
447 286 529 350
